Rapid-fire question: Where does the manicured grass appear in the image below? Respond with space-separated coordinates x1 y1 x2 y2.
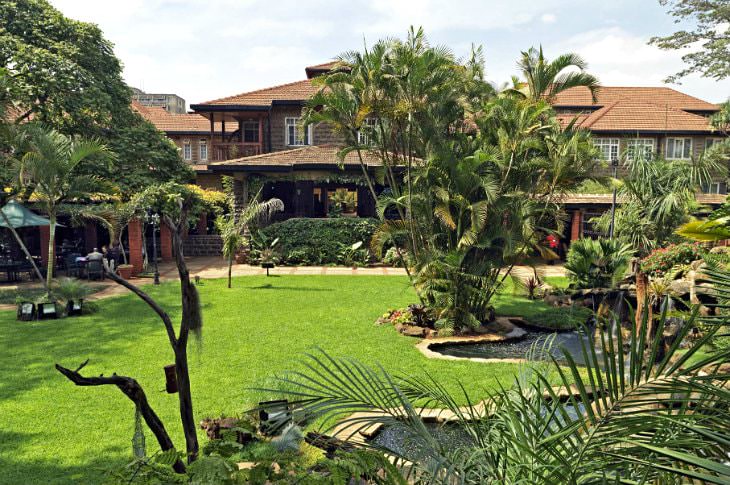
0 275 557 485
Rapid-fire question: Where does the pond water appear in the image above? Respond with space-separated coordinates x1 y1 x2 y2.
432 328 596 364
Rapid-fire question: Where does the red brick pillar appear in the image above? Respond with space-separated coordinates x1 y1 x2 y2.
196 213 208 235
84 222 97 252
570 210 583 241
128 218 144 276
160 224 173 261
39 225 50 266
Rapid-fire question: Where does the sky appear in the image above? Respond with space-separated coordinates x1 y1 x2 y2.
49 0 730 107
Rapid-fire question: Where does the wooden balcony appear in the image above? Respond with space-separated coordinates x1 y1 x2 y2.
212 142 262 161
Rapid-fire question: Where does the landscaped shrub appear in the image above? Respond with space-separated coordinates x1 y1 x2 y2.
260 218 379 265
640 242 708 277
565 238 633 289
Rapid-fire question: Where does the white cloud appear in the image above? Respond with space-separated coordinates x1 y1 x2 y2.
45 1 730 105
551 27 730 102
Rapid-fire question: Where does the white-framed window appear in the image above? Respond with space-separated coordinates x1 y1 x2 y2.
701 181 728 194
285 117 311 146
666 137 693 159
243 121 259 143
199 139 208 161
625 138 655 161
594 138 620 161
182 140 192 161
705 137 724 150
357 118 377 146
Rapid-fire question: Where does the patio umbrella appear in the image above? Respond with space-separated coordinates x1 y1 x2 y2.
0 200 60 228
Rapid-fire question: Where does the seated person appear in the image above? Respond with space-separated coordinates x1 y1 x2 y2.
86 247 104 262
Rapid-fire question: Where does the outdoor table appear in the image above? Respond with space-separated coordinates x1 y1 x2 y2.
0 261 22 282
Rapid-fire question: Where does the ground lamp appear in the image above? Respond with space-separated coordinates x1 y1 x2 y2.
66 299 83 316
37 302 58 320
17 301 35 321
258 399 291 435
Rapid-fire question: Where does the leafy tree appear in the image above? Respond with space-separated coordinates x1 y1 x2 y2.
18 126 114 288
0 0 192 196
650 0 730 82
509 46 600 102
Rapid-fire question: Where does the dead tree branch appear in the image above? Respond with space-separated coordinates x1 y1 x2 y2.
55 362 186 474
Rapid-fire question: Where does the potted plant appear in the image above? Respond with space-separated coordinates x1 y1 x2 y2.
54 277 92 316
117 264 134 280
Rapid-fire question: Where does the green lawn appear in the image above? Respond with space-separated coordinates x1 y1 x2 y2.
0 275 556 485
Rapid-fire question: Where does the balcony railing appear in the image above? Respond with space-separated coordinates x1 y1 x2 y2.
212 142 262 161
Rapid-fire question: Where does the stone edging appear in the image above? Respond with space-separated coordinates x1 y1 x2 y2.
415 327 528 365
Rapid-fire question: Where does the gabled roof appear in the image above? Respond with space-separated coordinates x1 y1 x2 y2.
552 86 718 112
305 61 340 78
555 97 715 133
194 79 318 108
132 101 234 133
207 144 383 169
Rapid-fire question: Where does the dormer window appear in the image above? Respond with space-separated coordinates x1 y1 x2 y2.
286 117 311 146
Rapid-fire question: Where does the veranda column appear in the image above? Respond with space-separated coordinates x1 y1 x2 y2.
128 218 144 276
160 224 173 261
84 222 97 252
39 225 50 267
570 210 583 241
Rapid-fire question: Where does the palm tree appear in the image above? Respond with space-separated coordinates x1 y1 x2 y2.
510 45 600 102
19 127 113 288
216 195 283 289
267 280 730 483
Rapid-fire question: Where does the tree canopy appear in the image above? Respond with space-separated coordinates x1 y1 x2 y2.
650 0 730 82
0 0 192 195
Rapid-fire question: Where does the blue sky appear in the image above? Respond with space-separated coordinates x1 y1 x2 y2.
50 0 730 106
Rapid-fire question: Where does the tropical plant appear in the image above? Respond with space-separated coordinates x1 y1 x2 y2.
509 45 600 102
565 238 633 289
268 290 730 484
53 277 92 303
215 195 283 288
640 242 708 277
592 151 722 326
18 126 115 288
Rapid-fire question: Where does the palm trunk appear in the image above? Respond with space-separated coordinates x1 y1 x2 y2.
635 268 651 337
227 255 232 289
0 210 48 291
46 213 56 291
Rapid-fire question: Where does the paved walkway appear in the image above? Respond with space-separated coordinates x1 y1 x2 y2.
0 256 565 310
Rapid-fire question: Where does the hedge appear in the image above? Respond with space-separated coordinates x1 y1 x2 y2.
260 217 379 265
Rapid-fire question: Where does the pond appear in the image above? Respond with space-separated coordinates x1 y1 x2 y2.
431 327 595 364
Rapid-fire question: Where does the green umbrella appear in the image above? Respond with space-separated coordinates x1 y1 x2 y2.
0 200 62 228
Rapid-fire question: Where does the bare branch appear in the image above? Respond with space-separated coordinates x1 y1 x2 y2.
55 362 186 474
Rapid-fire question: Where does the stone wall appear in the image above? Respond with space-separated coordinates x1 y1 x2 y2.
182 235 223 257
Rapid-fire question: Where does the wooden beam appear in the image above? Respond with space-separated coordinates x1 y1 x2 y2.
209 113 214 135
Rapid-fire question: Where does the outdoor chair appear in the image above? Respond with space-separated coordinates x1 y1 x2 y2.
86 259 104 280
65 253 83 278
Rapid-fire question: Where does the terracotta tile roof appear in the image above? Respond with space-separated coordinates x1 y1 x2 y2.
196 79 318 107
560 193 726 205
552 86 718 111
133 101 234 133
207 144 383 168
556 98 714 132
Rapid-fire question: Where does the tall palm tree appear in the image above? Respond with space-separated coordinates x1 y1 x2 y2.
19 127 114 288
216 195 283 289
511 45 600 102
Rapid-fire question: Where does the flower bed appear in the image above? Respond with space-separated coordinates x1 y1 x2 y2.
640 242 707 277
